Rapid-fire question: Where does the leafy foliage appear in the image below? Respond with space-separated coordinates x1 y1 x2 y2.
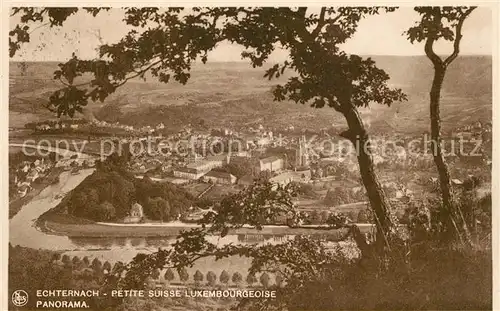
324 186 353 206
178 267 189 282
9 245 120 310
406 7 475 45
217 158 257 180
219 270 230 284
57 154 193 222
406 6 477 245
194 270 204 283
206 271 217 286
259 272 270 288
11 5 407 245
164 268 175 282
232 272 243 284
9 6 491 311
246 273 257 286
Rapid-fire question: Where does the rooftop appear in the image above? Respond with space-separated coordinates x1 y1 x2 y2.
260 156 282 164
205 170 235 179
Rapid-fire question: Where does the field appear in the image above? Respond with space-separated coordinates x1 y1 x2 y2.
9 56 492 135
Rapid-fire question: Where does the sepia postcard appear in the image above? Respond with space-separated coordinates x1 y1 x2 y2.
3 3 497 310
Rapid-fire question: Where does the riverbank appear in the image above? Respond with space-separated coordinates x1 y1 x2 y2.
40 218 369 238
9 167 64 219
38 211 378 238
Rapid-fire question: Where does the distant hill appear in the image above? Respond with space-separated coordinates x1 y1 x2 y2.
9 56 491 134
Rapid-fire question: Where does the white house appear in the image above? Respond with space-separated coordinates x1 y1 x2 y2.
203 170 237 184
259 156 284 172
26 169 39 183
123 202 144 223
18 184 30 198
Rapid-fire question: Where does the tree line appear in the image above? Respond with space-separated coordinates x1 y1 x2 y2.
58 154 194 222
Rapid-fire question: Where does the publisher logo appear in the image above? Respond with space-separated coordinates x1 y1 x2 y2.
12 290 28 307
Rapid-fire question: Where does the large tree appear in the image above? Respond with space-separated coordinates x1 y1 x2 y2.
9 8 414 310
406 6 476 245
10 6 406 248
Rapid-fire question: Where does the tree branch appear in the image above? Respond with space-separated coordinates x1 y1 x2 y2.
58 77 91 88
425 8 443 66
424 36 442 67
326 96 342 112
443 7 476 67
28 22 50 34
311 7 327 38
116 59 164 87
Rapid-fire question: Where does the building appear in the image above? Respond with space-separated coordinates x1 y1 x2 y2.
26 169 39 183
173 167 206 180
270 170 312 186
123 202 144 223
173 160 222 180
295 136 310 167
189 160 224 171
259 156 284 172
173 159 224 180
295 168 312 181
18 184 30 198
203 170 237 184
206 154 230 165
256 137 271 147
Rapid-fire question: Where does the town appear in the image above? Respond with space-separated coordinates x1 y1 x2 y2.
9 116 492 226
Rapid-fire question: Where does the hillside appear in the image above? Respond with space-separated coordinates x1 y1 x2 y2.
9 56 491 134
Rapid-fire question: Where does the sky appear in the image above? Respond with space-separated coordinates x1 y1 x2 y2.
10 7 494 62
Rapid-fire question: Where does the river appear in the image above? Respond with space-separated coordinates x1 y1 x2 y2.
9 169 302 275
9 142 361 276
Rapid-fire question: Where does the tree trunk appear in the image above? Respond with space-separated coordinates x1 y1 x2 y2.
430 64 471 245
341 105 393 250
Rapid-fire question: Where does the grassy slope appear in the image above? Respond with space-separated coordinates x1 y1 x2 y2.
9 56 491 134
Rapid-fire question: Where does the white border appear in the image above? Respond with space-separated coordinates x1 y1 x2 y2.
1 2 498 310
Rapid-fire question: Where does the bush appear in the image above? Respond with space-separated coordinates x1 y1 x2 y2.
59 163 193 222
164 268 175 282
97 201 116 221
206 271 217 286
51 253 61 262
324 187 352 206
178 267 189 282
260 273 270 288
246 273 257 286
357 210 369 223
219 270 230 285
275 273 284 287
232 272 243 285
62 254 70 264
151 268 160 280
72 256 81 267
103 261 112 272
91 258 102 272
194 270 204 284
